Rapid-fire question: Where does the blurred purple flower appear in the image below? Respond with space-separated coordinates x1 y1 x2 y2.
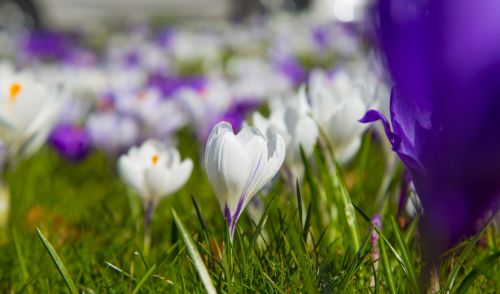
361 0 500 259
124 51 141 68
20 31 74 61
221 100 260 133
86 112 139 157
148 73 206 98
49 123 91 162
155 27 175 48
274 56 306 87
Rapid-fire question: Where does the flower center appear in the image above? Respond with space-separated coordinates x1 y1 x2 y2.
137 91 147 101
151 154 159 165
8 82 22 106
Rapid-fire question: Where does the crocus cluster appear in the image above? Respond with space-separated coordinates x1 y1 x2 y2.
0 7 390 248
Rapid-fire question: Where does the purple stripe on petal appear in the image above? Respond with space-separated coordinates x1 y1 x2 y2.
233 196 246 226
224 204 236 240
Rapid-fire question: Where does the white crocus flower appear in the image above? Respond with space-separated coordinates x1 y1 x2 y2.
227 56 292 100
205 121 285 240
118 139 193 255
309 69 369 163
118 139 193 207
0 66 64 161
177 77 232 141
252 87 318 182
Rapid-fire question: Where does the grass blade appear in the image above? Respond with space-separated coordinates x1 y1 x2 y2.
131 264 157 294
171 209 216 294
456 251 500 294
296 179 303 229
247 194 275 253
289 227 315 294
315 134 361 251
379 235 396 294
36 228 78 294
12 228 29 283
390 217 418 291
340 230 372 290
191 194 210 246
445 215 494 291
353 205 410 282
299 145 323 229
302 202 313 242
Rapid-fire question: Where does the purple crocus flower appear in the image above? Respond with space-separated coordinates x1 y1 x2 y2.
148 73 206 98
155 27 175 48
221 99 260 133
360 0 500 260
274 56 307 87
124 51 141 68
20 31 74 61
49 123 91 162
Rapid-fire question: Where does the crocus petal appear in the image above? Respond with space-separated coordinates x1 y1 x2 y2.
118 155 147 197
205 123 251 212
359 109 397 147
294 116 318 156
255 133 286 196
164 159 193 195
144 166 171 199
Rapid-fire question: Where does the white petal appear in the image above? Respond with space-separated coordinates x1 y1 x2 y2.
162 159 193 196
294 116 318 158
236 127 268 205
337 137 362 164
245 133 285 208
118 155 147 197
144 166 170 199
286 116 318 172
204 121 232 167
252 112 271 138
326 95 366 149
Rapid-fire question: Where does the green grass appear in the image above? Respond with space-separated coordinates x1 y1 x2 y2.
0 133 499 293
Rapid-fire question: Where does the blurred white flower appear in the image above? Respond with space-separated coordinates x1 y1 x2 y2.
309 69 370 163
205 121 285 239
227 56 292 100
60 67 108 98
251 87 318 182
177 77 232 140
0 65 64 160
107 32 170 72
115 89 188 139
86 112 139 157
118 139 193 205
311 0 369 22
169 30 221 68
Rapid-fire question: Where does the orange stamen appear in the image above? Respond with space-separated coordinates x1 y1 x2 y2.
137 91 147 100
151 155 159 165
8 82 22 105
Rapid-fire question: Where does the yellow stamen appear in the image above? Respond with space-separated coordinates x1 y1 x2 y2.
151 155 159 165
8 82 22 105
